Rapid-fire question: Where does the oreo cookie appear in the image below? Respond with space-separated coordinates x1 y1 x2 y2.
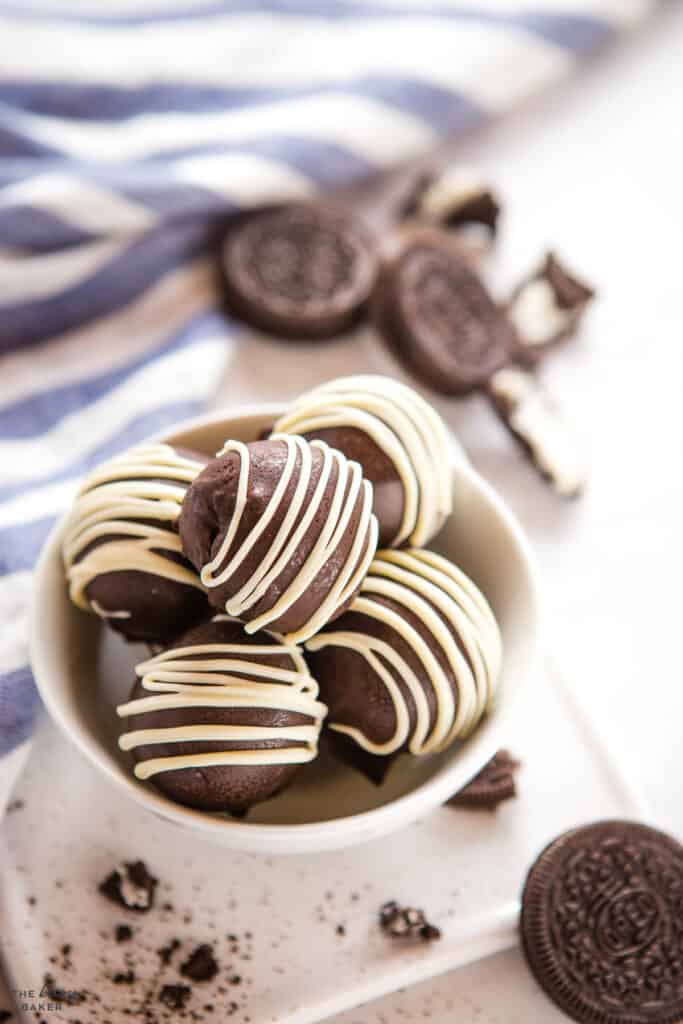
222 203 378 339
508 251 595 361
448 749 519 810
487 367 585 497
417 167 501 236
521 820 683 1024
374 230 517 395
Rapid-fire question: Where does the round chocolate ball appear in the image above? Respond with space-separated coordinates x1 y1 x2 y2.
62 442 209 644
179 435 378 644
117 617 327 814
222 203 378 339
306 548 502 769
273 375 456 547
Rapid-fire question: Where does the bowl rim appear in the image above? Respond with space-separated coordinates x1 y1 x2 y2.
30 403 541 851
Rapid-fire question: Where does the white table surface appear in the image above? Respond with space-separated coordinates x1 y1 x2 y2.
216 5 683 1020
330 4 683 1019
3 5 683 1021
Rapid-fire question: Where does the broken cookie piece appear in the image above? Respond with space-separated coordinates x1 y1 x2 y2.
487 368 586 497
507 252 595 359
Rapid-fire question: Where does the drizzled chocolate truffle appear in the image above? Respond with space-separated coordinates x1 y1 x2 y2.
179 435 378 643
117 617 326 814
272 375 456 549
306 548 502 781
62 443 209 643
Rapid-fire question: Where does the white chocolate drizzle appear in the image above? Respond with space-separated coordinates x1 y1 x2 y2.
90 600 131 621
62 443 205 614
200 434 378 644
306 548 502 757
117 619 326 779
273 375 454 547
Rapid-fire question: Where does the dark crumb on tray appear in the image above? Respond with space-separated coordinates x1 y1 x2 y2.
180 944 219 982
158 984 192 1011
379 901 442 942
157 938 181 966
113 970 136 985
98 860 158 912
447 749 520 810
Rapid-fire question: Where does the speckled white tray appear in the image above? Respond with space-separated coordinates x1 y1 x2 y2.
0 657 646 1024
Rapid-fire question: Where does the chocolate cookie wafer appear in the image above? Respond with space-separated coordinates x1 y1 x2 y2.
374 229 587 495
374 229 517 395
223 203 377 339
448 749 519 810
508 251 595 361
487 367 586 498
221 165 436 341
521 820 683 1024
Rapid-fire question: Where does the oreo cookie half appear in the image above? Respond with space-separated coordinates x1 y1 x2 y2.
223 203 378 339
521 820 683 1024
374 231 517 395
448 749 519 810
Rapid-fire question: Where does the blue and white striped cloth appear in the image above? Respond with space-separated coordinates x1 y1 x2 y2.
0 0 653 802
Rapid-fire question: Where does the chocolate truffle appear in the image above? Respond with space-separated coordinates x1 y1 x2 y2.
62 443 209 643
179 435 378 643
306 549 501 778
117 617 326 814
273 375 456 548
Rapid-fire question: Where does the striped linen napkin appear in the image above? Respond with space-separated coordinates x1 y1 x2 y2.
0 0 653 804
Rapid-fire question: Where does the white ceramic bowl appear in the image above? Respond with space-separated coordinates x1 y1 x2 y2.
31 405 540 855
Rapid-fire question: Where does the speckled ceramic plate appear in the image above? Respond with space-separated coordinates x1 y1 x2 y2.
0 658 646 1024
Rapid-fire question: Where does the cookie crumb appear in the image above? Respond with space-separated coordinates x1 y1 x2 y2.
448 750 520 811
113 970 136 986
379 901 441 942
159 984 191 1011
180 944 218 982
157 938 181 966
99 860 157 912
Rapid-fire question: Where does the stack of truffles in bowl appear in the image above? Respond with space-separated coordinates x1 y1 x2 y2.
60 375 503 819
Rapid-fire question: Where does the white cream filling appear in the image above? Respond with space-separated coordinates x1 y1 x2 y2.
490 368 585 497
418 167 490 225
508 279 570 347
